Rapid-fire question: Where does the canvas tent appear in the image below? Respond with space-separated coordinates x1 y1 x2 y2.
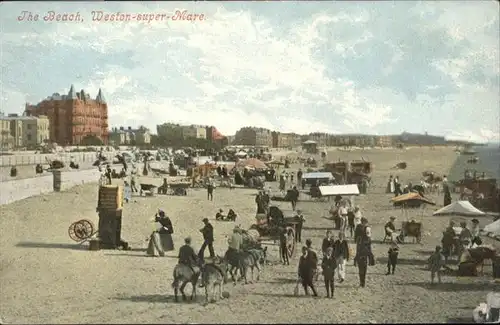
433 200 486 216
483 219 500 241
319 184 360 197
391 192 435 205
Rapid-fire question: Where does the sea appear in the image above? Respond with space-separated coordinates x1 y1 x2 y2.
447 143 500 183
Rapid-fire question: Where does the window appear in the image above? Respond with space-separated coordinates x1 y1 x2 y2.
27 124 32 130
27 134 32 141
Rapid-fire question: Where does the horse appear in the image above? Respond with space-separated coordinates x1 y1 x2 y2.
171 263 201 302
201 260 229 304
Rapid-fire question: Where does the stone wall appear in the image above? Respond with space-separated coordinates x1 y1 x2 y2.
0 152 116 167
0 169 102 205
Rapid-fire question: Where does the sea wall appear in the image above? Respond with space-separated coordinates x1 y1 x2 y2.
0 169 102 205
0 152 116 167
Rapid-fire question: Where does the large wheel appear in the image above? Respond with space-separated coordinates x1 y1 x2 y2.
68 220 94 242
286 226 295 258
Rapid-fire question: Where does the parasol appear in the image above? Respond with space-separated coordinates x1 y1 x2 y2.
391 192 436 205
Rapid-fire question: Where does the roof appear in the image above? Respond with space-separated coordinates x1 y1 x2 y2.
303 140 317 144
391 192 435 205
302 172 334 179
319 184 359 196
433 200 486 216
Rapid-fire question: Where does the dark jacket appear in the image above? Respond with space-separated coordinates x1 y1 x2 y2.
289 189 299 201
201 223 214 243
297 171 303 179
321 256 337 279
178 244 197 265
321 238 335 254
298 255 315 279
307 248 318 269
388 247 399 261
333 239 350 260
156 216 174 234
384 221 395 235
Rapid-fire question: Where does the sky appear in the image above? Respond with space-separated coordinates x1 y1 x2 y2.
0 1 499 143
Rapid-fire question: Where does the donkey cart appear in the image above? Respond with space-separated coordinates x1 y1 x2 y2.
68 219 97 243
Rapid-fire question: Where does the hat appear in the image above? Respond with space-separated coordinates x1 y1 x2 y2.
233 225 241 233
471 219 479 224
158 210 165 217
185 236 192 244
202 218 209 223
390 216 396 220
219 208 223 212
305 239 312 246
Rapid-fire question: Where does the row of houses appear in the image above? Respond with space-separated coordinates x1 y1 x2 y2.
109 126 152 145
232 127 395 148
156 123 226 142
0 113 50 149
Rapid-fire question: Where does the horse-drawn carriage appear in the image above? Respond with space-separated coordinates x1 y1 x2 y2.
323 161 349 184
248 206 297 257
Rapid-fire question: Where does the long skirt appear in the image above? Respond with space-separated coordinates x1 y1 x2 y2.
146 232 174 257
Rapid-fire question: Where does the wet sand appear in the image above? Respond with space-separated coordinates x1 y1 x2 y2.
0 147 498 324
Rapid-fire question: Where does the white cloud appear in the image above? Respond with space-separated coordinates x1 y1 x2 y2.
0 2 498 139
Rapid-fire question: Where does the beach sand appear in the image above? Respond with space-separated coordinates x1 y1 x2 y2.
1 147 498 324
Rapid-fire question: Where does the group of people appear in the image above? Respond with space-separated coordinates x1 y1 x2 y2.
441 219 482 263
294 214 377 298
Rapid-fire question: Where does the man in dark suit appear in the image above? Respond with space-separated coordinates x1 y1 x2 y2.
198 218 215 260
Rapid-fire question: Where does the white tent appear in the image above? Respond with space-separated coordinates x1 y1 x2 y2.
236 151 247 157
432 200 486 216
319 184 360 196
483 219 500 237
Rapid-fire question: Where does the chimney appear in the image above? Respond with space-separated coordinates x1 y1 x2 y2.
128 126 132 130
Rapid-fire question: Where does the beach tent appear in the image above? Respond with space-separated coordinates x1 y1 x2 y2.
236 151 248 157
483 219 500 241
433 200 486 216
391 192 435 205
319 184 360 197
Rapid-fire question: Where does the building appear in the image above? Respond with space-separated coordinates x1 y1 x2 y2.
109 126 151 145
234 127 272 147
307 132 328 147
24 85 109 145
272 132 302 148
376 135 393 147
157 123 183 140
0 113 50 149
205 126 228 146
182 125 207 139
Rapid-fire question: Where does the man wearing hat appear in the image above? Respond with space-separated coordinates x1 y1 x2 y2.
294 210 305 243
386 240 399 275
178 237 199 273
198 218 215 260
470 219 482 247
225 226 243 266
384 216 397 242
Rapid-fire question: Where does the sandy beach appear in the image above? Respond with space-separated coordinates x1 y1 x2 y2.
1 147 498 324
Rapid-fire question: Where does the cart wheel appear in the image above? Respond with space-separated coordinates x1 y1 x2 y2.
286 226 295 258
68 220 94 242
80 219 96 237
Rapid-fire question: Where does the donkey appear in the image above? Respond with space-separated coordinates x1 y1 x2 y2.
172 264 201 302
226 247 267 284
202 259 229 304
